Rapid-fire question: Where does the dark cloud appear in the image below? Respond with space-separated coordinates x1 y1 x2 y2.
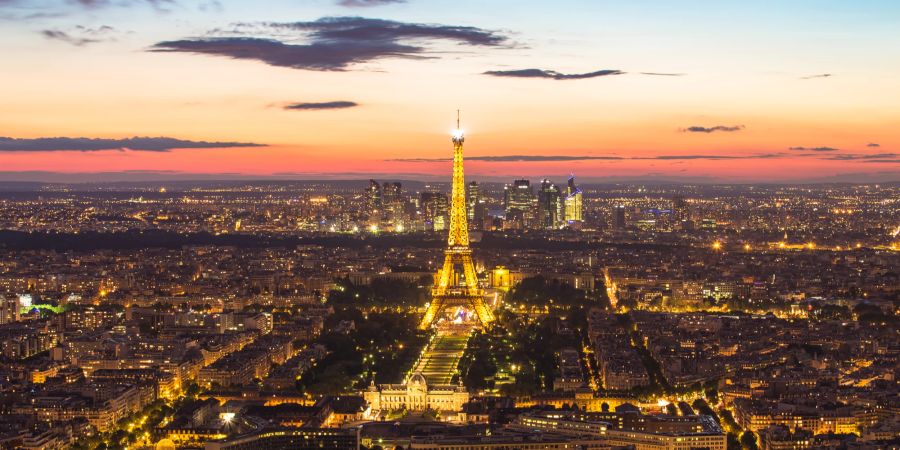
483 68 624 80
789 146 840 152
801 73 833 80
640 72 684 77
337 0 404 6
0 136 265 152
151 17 508 71
821 153 899 162
2 0 172 10
391 155 623 162
40 25 118 46
681 125 745 133
646 154 782 160
71 0 173 9
390 153 783 163
41 29 100 46
284 101 358 110
867 143 880 148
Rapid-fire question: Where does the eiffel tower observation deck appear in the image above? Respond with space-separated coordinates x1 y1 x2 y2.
419 114 495 330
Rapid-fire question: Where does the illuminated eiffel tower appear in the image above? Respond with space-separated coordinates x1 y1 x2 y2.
419 113 494 329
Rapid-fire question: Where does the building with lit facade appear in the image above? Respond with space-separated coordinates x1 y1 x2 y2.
538 179 563 229
564 175 583 226
466 181 480 223
363 372 469 413
504 179 535 228
409 434 619 450
0 295 20 324
420 191 449 231
511 410 727 450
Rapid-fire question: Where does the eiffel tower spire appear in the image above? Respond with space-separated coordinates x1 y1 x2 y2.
419 114 494 329
447 111 468 248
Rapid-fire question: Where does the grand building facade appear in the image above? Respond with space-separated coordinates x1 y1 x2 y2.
363 373 469 413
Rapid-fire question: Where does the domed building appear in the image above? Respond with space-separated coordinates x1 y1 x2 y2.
363 371 469 414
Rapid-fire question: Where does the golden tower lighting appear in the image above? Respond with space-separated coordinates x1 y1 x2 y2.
419 113 494 329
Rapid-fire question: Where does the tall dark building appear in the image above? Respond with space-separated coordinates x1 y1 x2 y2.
382 182 401 203
504 179 535 229
466 181 479 222
420 191 449 231
467 181 487 229
538 179 562 229
381 182 403 225
614 205 627 230
366 179 382 216
504 179 534 213
673 195 689 221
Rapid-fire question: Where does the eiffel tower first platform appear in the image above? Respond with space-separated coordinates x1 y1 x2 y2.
418 116 495 330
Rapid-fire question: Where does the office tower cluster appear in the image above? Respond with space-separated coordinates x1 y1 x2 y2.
359 175 585 233
501 176 583 230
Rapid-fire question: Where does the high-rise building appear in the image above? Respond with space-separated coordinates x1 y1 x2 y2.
466 182 478 220
673 195 687 218
564 175 583 226
382 182 401 206
420 191 449 231
504 179 534 214
538 179 563 229
381 182 404 227
466 181 486 230
0 295 20 324
366 179 382 217
613 205 627 230
504 179 535 228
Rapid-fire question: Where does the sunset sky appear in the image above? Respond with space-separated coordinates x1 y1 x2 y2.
1 0 898 183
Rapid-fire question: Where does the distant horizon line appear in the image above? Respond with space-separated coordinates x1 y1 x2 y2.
0 170 897 186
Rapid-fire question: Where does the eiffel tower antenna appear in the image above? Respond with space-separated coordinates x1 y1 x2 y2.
456 109 460 129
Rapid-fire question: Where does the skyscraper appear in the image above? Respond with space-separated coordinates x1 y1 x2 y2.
382 182 401 205
466 181 479 223
614 205 627 230
420 191 449 231
538 179 563 229
366 179 382 218
564 175 583 227
504 179 535 228
381 182 404 228
673 195 689 221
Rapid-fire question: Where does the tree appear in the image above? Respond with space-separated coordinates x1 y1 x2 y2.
665 403 678 415
727 433 741 450
740 431 759 450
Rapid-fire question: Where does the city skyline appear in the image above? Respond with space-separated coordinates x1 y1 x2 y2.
1 0 899 183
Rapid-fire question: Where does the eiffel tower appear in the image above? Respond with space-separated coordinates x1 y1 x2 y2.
419 113 494 329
